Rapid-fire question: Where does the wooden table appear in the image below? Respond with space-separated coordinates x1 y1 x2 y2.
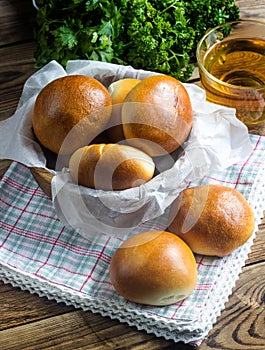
0 1 264 349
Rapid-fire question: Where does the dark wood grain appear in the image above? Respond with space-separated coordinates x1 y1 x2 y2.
0 281 75 331
0 0 35 46
200 262 265 350
0 1 264 349
0 41 36 120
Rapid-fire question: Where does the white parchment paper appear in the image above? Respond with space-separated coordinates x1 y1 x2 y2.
0 60 253 238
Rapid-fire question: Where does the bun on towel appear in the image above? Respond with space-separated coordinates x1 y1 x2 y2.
169 184 255 257
110 230 197 306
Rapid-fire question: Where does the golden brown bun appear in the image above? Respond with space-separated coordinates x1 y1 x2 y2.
69 143 155 191
110 230 197 306
168 184 255 257
32 75 112 155
122 75 193 157
106 78 141 143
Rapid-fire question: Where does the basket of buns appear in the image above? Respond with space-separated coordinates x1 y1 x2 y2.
31 65 196 236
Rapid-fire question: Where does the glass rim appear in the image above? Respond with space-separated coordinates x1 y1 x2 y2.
196 19 265 91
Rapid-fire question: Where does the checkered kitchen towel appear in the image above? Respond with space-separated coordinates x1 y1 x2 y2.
1 134 265 346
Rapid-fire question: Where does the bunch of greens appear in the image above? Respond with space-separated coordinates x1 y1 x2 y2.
33 0 239 82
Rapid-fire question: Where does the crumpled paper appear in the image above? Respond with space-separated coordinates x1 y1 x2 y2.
0 60 253 238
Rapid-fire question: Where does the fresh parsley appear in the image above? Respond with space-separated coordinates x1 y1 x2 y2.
33 0 239 82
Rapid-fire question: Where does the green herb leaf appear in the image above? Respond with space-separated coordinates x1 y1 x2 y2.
52 25 78 49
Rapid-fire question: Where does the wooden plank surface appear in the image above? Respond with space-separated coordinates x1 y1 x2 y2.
236 0 265 20
0 1 265 349
0 41 36 120
0 0 34 46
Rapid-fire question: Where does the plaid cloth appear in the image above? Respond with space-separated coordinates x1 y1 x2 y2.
1 134 265 346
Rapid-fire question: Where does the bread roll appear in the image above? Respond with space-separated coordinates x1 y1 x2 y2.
168 184 255 257
32 75 112 155
110 230 197 306
122 75 193 157
108 78 142 105
69 143 155 191
106 78 141 143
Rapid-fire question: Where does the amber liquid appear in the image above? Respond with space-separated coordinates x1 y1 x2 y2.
201 38 265 133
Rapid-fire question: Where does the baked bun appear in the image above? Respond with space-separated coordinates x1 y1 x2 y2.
106 78 141 143
32 75 112 155
168 184 255 257
110 230 197 306
69 143 155 191
122 75 193 157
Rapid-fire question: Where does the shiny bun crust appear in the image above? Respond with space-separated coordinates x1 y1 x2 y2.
32 75 112 155
122 75 193 157
110 230 197 306
69 143 155 191
168 184 255 257
107 78 141 143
